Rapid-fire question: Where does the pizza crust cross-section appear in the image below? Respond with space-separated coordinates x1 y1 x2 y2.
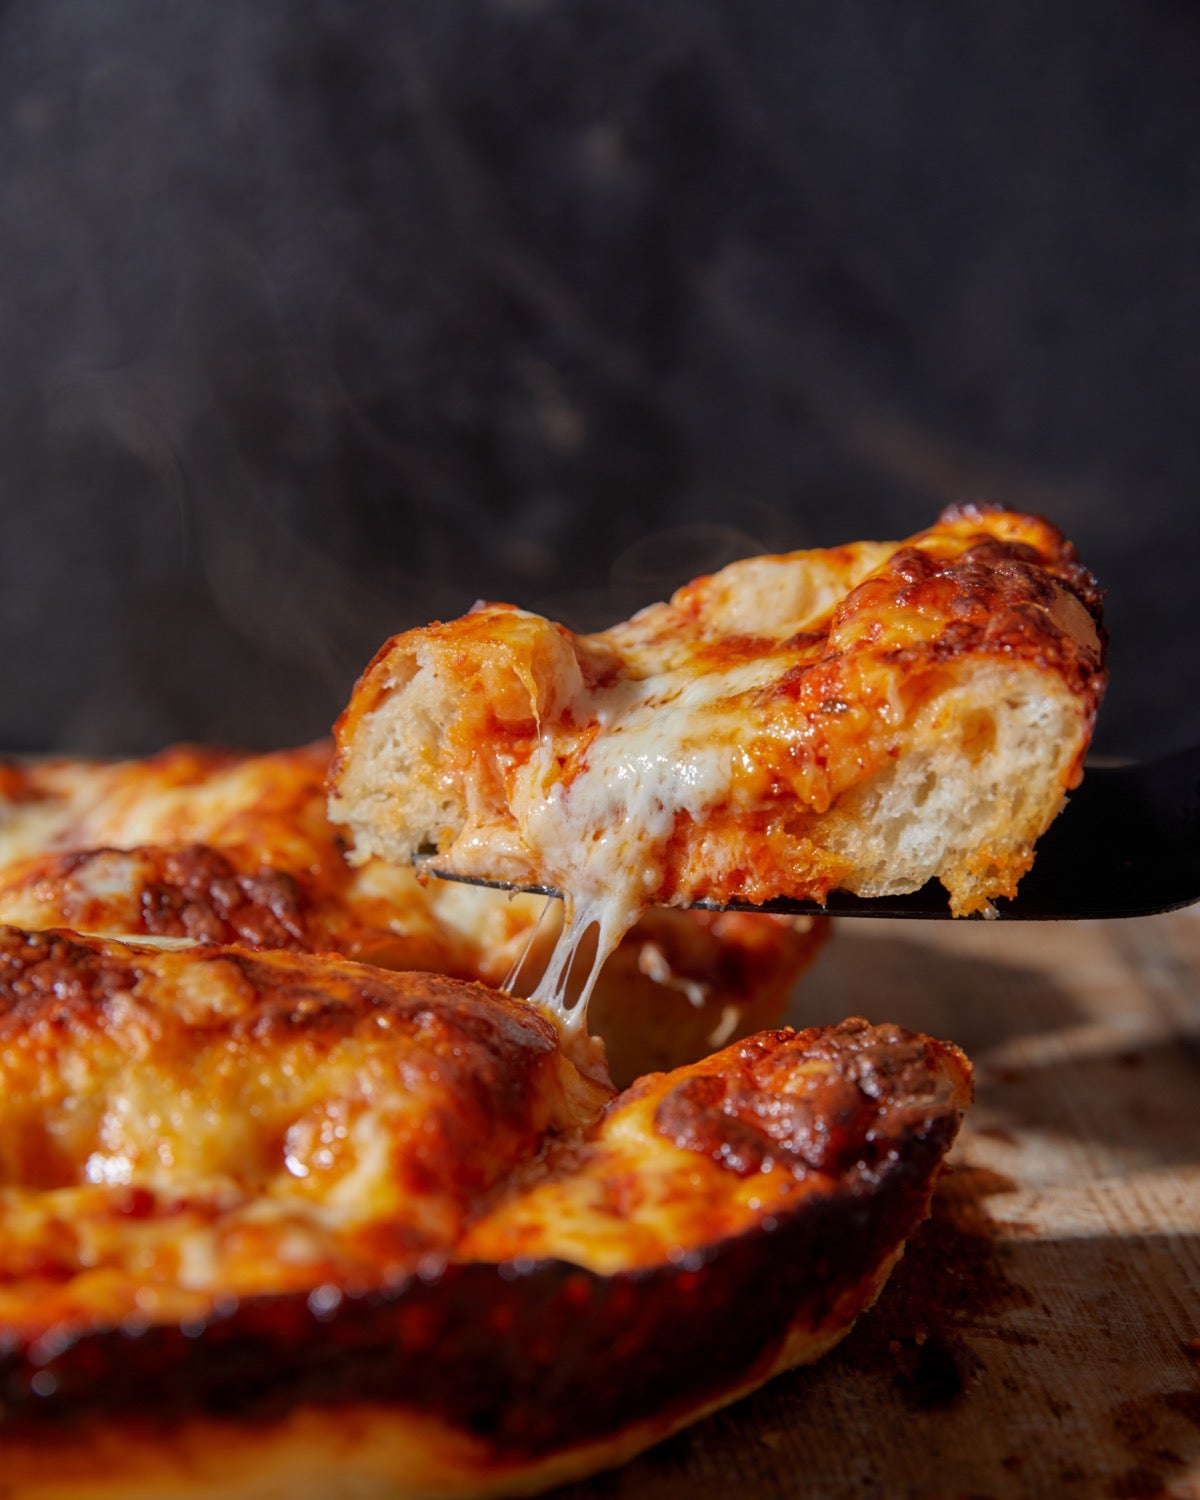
330 504 1106 1026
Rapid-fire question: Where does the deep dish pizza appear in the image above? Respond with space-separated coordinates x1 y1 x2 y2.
330 504 1106 1028
0 501 1109 1497
0 741 825 1086
0 926 970 1499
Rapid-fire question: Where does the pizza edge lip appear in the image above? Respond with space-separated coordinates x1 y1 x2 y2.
0 1124 959 1457
0 1014 969 1467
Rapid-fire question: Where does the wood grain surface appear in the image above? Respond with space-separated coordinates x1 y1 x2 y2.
552 910 1200 1500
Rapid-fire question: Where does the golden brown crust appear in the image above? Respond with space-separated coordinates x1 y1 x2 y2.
0 927 969 1496
330 504 1106 918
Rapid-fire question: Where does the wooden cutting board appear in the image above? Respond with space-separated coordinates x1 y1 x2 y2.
554 909 1200 1500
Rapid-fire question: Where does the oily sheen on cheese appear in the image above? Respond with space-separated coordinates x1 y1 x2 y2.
330 504 1107 1025
0 926 971 1499
0 742 825 1086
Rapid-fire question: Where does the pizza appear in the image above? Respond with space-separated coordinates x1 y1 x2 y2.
3 502 1109 1495
0 742 825 1086
329 504 1106 1030
0 925 970 1499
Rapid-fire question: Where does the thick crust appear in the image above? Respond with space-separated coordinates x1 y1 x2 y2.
0 925 970 1498
331 504 1106 919
0 744 824 1086
0 1287 896 1500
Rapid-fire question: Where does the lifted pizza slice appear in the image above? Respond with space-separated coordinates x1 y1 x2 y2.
330 504 1105 1027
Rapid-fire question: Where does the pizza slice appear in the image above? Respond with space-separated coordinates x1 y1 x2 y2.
0 743 825 1085
329 504 1106 1025
0 925 970 1499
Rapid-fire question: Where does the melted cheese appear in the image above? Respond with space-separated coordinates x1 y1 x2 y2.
331 504 1107 1022
519 659 783 1029
0 928 969 1323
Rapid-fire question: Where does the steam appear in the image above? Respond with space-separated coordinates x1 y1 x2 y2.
4 3 1194 759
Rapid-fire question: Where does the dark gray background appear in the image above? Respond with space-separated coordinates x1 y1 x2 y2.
2 2 1196 758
